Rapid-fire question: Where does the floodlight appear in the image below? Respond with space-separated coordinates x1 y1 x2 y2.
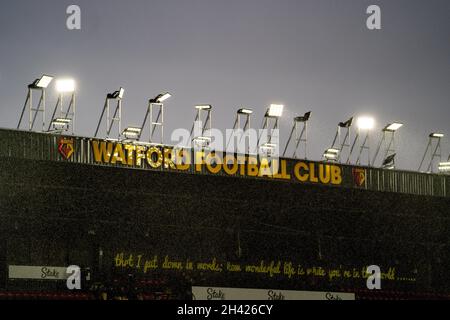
151 92 172 103
261 143 277 148
430 133 444 138
258 105 283 154
19 74 54 131
324 153 338 160
438 162 450 172
357 116 375 130
324 148 340 160
30 75 54 89
48 79 76 133
118 87 125 99
195 105 212 110
384 123 403 132
107 87 125 99
266 104 284 117
327 148 340 154
339 117 353 128
283 111 310 159
36 75 54 88
238 108 253 115
123 127 141 133
295 111 311 122
419 133 445 172
382 154 396 167
51 118 72 130
195 136 212 141
193 136 212 147
260 143 277 156
123 126 142 139
56 79 75 93
157 92 171 103
53 118 72 124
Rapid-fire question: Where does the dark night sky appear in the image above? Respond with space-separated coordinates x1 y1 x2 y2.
0 0 448 170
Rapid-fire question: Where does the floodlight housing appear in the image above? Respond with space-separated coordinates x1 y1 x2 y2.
51 118 71 130
384 123 403 132
261 143 277 149
430 133 444 138
324 153 338 160
29 75 54 89
438 162 450 172
118 87 125 99
266 104 284 117
107 87 125 99
150 92 172 103
123 126 142 139
357 116 375 130
56 79 75 93
324 148 340 160
193 136 211 147
339 117 353 128
382 154 396 167
195 105 212 110
53 118 71 124
123 127 141 133
238 108 253 115
195 136 212 141
326 148 340 154
295 111 311 122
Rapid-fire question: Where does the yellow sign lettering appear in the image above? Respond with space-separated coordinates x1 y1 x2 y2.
92 140 113 163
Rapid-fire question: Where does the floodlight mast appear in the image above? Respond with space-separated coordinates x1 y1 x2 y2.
372 122 403 168
94 87 124 140
418 133 444 173
325 117 353 162
226 108 253 154
137 92 171 144
257 104 284 155
17 75 54 132
48 79 76 134
283 111 311 159
354 130 370 166
191 105 213 150
353 117 375 166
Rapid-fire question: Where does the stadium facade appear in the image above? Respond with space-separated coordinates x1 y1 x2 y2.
0 128 449 300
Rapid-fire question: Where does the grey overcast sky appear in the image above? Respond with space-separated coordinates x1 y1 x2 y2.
0 0 448 170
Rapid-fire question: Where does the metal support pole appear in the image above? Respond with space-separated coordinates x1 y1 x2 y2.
17 89 31 130
346 131 359 164
150 103 164 144
426 138 442 173
94 99 108 137
418 139 432 172
356 132 370 166
48 95 61 132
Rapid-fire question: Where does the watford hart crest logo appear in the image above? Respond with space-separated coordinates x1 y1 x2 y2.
58 138 74 160
352 168 366 187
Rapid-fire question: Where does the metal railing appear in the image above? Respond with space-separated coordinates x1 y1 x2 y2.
0 128 448 198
